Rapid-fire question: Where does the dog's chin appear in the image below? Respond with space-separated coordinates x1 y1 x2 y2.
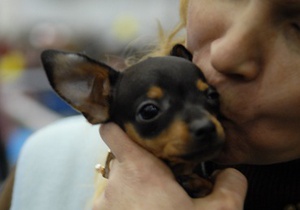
180 143 223 163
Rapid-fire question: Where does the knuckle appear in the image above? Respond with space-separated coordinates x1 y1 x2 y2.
209 189 242 210
218 194 242 210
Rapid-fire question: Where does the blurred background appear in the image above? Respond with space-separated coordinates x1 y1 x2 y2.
0 0 180 182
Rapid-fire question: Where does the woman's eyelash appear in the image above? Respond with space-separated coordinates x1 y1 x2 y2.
292 22 300 31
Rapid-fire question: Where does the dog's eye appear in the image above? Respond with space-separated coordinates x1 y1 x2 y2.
137 103 160 122
206 88 219 100
205 88 219 106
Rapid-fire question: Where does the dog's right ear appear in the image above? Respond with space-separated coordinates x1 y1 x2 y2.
41 50 119 124
170 44 193 61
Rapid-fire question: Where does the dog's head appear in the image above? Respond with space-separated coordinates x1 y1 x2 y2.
41 44 224 163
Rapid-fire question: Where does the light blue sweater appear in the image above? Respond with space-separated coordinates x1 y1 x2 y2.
10 116 108 210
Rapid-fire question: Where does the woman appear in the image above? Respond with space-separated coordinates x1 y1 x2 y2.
94 0 300 209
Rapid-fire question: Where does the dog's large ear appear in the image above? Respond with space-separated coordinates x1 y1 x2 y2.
41 50 119 124
170 44 193 61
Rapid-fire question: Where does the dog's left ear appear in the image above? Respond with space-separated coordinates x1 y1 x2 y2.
170 44 193 61
41 50 119 124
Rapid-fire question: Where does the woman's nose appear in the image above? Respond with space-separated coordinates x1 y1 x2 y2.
210 12 265 81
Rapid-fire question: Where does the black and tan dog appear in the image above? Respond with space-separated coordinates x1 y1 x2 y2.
41 44 225 197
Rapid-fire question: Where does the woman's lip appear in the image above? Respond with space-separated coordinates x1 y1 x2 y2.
217 111 230 122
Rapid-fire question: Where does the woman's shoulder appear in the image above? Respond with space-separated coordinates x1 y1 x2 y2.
16 115 110 175
11 116 108 210
26 115 97 143
22 115 107 154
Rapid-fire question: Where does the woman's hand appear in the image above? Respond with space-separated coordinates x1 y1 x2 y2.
93 123 247 210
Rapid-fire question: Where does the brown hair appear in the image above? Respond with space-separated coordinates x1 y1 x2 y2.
148 0 188 57
126 0 189 65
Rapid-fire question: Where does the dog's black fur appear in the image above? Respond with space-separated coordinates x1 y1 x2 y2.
41 44 225 197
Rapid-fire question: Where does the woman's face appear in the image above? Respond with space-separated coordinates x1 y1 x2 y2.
186 0 300 164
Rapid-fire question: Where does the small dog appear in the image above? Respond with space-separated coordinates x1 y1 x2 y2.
41 44 225 197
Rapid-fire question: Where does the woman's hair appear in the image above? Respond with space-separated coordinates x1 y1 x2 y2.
147 0 188 57
126 0 189 65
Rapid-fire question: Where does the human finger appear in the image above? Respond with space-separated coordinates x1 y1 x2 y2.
195 168 247 209
99 122 150 162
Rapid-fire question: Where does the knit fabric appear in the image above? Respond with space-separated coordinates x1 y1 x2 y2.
236 160 300 210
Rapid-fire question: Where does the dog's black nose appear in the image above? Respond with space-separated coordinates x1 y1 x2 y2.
190 119 216 141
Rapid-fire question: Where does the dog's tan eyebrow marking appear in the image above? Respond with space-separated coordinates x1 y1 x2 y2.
209 115 225 140
147 86 164 99
196 80 209 92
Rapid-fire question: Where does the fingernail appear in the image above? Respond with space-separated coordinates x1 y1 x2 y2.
211 170 221 181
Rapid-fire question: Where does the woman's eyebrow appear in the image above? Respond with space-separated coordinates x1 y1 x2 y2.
277 0 300 4
274 1 300 17
275 0 300 7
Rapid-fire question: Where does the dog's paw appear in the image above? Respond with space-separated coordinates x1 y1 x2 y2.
177 174 213 198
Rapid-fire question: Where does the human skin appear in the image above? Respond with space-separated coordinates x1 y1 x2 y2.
187 0 300 165
94 123 247 210
94 0 300 209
